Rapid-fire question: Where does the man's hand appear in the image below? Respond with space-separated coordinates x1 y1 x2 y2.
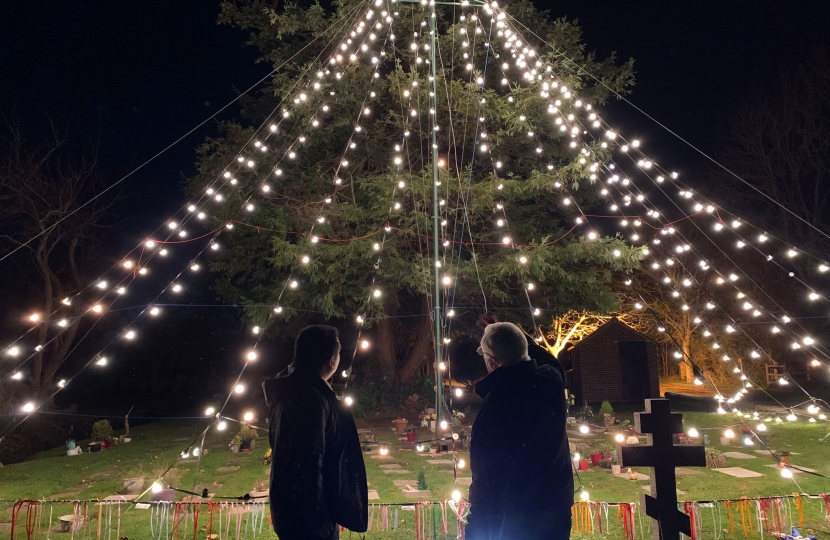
476 313 499 330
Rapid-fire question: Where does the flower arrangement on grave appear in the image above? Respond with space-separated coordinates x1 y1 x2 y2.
260 448 272 466
576 402 594 422
452 410 466 427
705 448 726 469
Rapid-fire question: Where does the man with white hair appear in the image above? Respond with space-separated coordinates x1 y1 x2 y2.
466 317 572 540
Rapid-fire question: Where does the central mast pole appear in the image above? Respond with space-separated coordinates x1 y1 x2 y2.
428 0 444 435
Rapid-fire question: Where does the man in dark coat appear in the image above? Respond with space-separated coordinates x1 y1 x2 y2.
263 325 368 540
466 319 573 540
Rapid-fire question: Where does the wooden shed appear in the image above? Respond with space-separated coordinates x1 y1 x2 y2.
560 318 660 404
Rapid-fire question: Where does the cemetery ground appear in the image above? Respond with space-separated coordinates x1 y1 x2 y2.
1 408 830 539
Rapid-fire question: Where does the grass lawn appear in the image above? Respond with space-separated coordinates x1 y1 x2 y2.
0 409 829 539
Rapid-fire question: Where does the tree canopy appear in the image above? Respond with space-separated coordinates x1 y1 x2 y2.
191 0 643 382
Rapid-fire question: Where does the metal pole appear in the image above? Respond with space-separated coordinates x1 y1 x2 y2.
428 0 444 437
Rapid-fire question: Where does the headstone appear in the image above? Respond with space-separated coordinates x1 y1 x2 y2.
619 399 705 540
368 490 380 500
722 451 757 460
426 459 454 464
382 469 411 474
713 467 764 478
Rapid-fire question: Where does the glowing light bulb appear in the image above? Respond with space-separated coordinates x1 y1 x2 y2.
149 307 160 316
416 444 425 452
456 458 466 469
724 429 735 439
22 402 36 413
580 490 590 501
756 423 767 432
243 412 254 422
781 467 793 479
58 379 68 388
787 412 797 421
124 330 136 340
234 383 245 394
455 388 463 397
361 340 370 349
145 240 156 248
452 490 462 502
344 396 354 406
379 445 389 456
687 428 699 438
151 481 164 493
205 407 216 416
217 420 227 431
246 351 258 362
440 420 448 430
579 425 589 434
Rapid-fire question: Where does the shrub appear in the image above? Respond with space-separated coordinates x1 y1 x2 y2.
417 468 428 490
599 400 614 416
236 425 258 443
705 448 726 469
91 420 114 442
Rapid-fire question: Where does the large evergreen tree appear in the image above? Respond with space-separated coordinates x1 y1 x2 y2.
190 0 642 383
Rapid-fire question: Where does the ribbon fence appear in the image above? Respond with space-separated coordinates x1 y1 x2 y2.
1 496 828 540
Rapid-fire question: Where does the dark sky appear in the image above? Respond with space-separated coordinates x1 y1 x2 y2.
1 0 828 413
2 0 827 214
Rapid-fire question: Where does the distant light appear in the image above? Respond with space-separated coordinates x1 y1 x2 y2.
451 490 462 502
21 402 36 413
614 433 625 443
234 384 245 394
205 407 216 416
579 425 589 434
687 428 699 438
246 351 258 362
243 412 254 422
454 388 463 397
344 396 354 407
96 357 108 366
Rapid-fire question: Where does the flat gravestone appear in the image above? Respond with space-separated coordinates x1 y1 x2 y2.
614 471 650 481
368 490 380 500
174 437 191 441
379 464 403 469
675 468 702 476
402 489 431 499
722 451 757 460
369 455 391 460
713 467 764 478
620 399 705 540
426 459 455 464
216 466 239 473
393 480 417 487
456 477 472 486
764 464 816 473
383 469 411 474
248 490 269 499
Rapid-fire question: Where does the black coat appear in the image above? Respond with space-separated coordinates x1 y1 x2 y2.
466 354 573 540
263 367 368 540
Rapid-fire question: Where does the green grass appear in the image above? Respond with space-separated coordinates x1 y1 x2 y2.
1 411 829 539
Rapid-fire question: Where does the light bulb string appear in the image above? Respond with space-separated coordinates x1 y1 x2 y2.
594 130 830 361
205 3 396 433
0 1 371 363
502 13 830 250
0 0 371 269
494 14 830 361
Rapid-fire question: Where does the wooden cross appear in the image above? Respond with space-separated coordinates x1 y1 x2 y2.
619 399 706 540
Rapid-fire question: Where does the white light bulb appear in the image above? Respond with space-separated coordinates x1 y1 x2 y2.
96 356 108 366
234 384 245 394
687 428 699 438
361 340 370 349
205 407 216 416
149 307 160 316
125 330 136 340
246 351 258 362
455 388 463 397
579 425 589 434
243 412 254 422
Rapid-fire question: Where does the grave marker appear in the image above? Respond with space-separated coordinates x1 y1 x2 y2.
619 399 705 540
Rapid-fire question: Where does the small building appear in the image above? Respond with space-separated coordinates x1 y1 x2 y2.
560 318 660 404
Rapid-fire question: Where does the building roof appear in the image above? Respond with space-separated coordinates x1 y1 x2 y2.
568 317 656 351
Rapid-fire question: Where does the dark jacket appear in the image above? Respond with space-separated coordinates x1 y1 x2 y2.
466 351 573 540
263 367 368 540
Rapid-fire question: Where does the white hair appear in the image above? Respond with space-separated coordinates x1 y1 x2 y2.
480 322 530 366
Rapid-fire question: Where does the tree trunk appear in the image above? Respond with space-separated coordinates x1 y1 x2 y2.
681 334 693 383
395 294 433 384
374 303 397 381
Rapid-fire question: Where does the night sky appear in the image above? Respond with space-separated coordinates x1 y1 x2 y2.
1 0 828 413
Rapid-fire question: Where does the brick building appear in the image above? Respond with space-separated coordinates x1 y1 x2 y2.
559 318 660 404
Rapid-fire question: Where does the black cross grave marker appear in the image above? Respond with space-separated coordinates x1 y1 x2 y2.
619 399 706 540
